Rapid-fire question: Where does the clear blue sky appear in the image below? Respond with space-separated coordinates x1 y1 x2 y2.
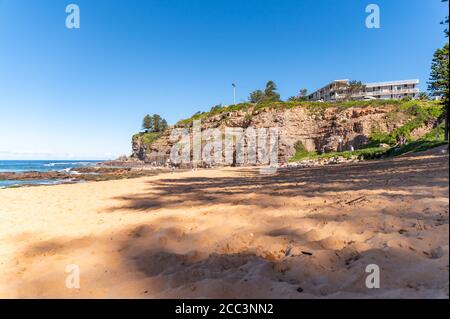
0 0 448 159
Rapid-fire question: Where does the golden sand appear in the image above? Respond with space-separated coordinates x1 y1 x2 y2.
0 148 448 298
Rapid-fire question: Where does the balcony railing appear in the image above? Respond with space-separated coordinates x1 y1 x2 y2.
352 88 419 97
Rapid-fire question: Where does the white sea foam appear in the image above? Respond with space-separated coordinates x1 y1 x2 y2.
45 162 86 166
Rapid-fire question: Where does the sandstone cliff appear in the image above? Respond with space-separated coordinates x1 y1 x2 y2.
132 101 439 166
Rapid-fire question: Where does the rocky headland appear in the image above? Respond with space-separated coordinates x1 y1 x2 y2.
131 100 442 167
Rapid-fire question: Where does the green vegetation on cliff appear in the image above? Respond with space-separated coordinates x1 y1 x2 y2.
142 114 168 133
132 131 162 147
175 79 443 126
133 113 169 149
290 123 447 163
289 101 446 162
290 139 447 163
177 98 441 126
289 146 387 162
368 102 443 145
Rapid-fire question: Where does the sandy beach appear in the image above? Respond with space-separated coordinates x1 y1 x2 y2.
0 147 448 299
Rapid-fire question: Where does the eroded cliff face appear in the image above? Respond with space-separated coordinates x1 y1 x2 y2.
131 104 427 166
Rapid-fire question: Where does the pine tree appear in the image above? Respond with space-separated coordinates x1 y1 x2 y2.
152 114 163 132
428 43 449 141
249 90 265 103
418 92 429 100
299 88 308 98
441 0 449 37
160 119 168 131
264 81 281 102
142 114 152 132
344 81 366 101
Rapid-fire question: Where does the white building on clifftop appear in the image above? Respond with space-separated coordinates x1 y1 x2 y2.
308 79 420 102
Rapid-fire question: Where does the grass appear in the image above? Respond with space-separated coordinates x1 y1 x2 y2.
132 132 162 147
135 99 446 163
289 146 387 162
368 102 443 146
286 100 446 163
289 138 447 163
382 139 447 157
293 141 309 158
177 102 254 125
176 99 441 125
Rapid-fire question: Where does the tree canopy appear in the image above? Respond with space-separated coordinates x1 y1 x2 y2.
248 90 265 103
345 81 366 101
248 81 281 104
142 114 152 132
288 88 308 101
428 43 449 140
441 0 449 37
142 114 168 133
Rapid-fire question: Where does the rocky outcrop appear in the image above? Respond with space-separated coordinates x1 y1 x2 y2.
131 104 431 166
286 155 362 168
0 166 168 183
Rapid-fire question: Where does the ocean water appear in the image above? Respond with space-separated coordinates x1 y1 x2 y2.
0 160 102 188
0 160 101 173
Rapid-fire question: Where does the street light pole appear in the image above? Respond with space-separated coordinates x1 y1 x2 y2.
232 83 236 105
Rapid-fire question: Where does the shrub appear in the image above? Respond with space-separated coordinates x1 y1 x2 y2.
133 132 162 147
294 140 307 153
289 140 315 161
368 102 443 146
289 140 447 163
177 100 441 133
